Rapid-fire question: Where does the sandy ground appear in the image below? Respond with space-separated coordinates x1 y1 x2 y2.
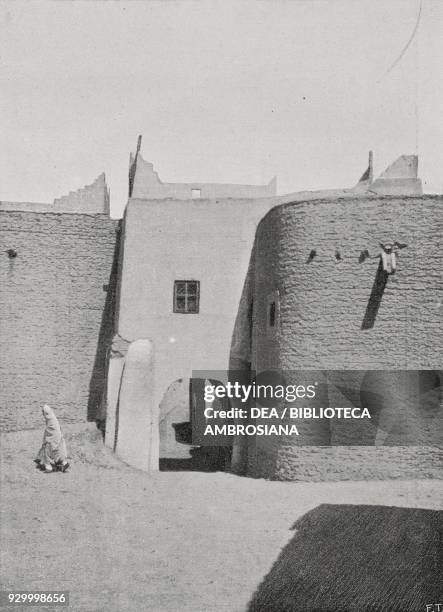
1 424 442 612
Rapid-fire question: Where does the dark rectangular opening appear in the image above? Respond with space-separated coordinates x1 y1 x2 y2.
173 280 200 313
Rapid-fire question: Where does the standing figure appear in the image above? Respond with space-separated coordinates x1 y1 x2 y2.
35 405 69 473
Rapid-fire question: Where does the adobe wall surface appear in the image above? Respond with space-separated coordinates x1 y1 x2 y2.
52 173 110 214
115 197 280 422
0 173 110 215
371 155 422 195
253 195 442 371
0 210 119 431
232 195 443 479
131 155 277 200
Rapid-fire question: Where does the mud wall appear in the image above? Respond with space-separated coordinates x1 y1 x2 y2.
237 195 443 479
0 210 119 430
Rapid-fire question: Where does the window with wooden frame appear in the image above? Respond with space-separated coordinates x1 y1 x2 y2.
173 280 200 313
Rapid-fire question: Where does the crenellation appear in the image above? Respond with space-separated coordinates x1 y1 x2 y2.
0 173 110 215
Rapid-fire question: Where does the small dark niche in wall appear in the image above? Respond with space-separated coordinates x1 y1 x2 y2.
359 249 370 264
5 249 17 259
269 301 276 327
306 249 316 263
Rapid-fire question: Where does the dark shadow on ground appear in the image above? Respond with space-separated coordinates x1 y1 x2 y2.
87 222 121 423
159 446 231 473
248 504 442 612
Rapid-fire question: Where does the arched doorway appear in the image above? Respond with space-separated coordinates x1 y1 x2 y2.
158 377 230 471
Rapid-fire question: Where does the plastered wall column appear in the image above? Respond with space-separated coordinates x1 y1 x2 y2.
104 357 125 451
114 339 158 471
104 334 130 450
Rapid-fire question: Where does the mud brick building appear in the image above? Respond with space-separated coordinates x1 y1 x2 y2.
1 141 441 480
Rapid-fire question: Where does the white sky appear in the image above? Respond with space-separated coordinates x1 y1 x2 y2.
1 0 442 218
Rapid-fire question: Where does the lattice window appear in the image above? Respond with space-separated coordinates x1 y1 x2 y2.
173 280 200 313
